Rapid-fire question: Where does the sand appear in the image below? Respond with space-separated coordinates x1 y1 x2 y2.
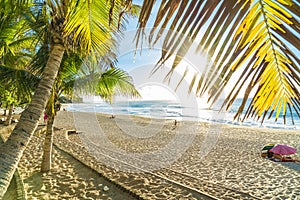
18 135 138 200
54 111 300 199
2 110 300 199
0 114 138 200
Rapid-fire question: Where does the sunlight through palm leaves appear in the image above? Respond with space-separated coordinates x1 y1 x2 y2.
136 0 300 125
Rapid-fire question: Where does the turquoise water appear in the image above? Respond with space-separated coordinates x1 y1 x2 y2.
66 99 300 130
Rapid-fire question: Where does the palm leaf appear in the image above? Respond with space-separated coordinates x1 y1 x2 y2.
64 0 121 55
97 68 141 103
0 65 37 103
137 0 300 124
73 54 140 103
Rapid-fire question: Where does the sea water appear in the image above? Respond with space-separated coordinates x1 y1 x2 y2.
66 99 300 130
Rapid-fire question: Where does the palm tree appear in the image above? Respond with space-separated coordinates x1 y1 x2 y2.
136 0 300 124
0 66 36 125
41 55 140 172
73 55 141 103
0 0 137 197
41 65 139 172
0 0 35 125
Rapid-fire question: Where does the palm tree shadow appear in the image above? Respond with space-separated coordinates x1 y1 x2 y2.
23 172 44 193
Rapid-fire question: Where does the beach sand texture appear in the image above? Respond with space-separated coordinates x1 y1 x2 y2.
1 110 300 199
55 111 300 199
0 120 138 199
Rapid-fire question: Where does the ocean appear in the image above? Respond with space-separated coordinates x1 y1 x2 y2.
66 99 300 130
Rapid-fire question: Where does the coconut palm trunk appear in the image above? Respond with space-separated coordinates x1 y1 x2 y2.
40 111 54 172
0 44 65 198
4 104 13 126
3 104 8 116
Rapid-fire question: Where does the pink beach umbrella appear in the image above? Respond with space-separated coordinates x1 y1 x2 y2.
269 144 297 155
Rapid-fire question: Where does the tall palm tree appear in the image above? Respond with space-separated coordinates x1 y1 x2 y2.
136 0 300 124
0 0 136 197
39 53 81 173
40 53 140 172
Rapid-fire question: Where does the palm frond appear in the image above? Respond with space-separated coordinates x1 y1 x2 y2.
118 1 141 30
220 0 300 123
64 0 121 55
137 0 300 124
97 68 141 103
73 57 140 103
0 8 35 66
0 65 38 103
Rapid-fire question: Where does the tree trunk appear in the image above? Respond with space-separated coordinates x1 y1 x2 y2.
3 103 8 116
4 104 14 126
0 44 65 198
40 113 54 173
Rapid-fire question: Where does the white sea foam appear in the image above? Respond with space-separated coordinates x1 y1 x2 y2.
66 99 300 130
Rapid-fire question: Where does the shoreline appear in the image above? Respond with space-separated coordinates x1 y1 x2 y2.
63 103 300 131
1 104 299 130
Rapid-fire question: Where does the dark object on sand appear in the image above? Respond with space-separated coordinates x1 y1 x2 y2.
261 143 275 157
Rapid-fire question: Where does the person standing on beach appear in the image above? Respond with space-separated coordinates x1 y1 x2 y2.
43 111 48 123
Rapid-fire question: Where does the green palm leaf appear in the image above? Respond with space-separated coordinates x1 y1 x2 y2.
73 56 140 103
0 65 37 103
64 0 122 55
221 0 300 123
97 68 141 103
137 0 300 124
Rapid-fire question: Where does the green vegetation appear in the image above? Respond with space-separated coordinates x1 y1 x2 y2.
0 0 140 197
0 0 299 198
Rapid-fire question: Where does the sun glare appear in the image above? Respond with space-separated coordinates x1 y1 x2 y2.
137 84 178 101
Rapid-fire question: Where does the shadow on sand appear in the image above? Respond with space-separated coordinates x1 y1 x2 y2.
280 162 300 173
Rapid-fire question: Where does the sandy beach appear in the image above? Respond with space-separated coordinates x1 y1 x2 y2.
55 111 300 199
0 113 139 200
2 110 300 199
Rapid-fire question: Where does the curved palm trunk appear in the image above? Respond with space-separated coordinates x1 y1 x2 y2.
40 113 54 172
4 104 14 126
0 44 65 198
